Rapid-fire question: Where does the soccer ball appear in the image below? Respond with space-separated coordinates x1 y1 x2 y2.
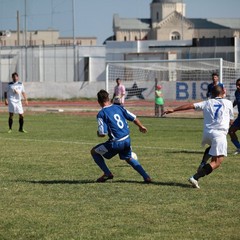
131 152 138 160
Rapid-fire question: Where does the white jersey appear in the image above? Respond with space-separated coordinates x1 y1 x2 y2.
194 98 234 135
6 81 25 103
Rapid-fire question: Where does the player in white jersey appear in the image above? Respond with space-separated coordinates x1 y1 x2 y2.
4 72 28 133
163 85 234 189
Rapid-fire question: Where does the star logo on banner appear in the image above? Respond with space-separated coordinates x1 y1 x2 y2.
125 82 147 100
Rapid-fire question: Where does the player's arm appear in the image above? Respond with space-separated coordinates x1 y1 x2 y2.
4 92 8 105
97 117 107 137
22 92 28 105
121 86 126 98
111 93 116 103
163 103 195 115
223 87 227 97
97 131 106 137
233 100 237 108
206 84 211 98
133 118 147 133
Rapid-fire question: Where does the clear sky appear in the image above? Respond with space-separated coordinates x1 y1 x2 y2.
0 0 239 45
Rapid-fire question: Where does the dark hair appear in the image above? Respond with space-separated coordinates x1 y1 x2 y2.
236 78 240 85
212 72 218 77
12 72 18 78
211 85 223 98
97 89 109 103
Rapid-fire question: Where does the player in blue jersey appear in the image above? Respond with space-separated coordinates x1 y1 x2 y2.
229 78 240 155
206 73 226 99
91 89 152 183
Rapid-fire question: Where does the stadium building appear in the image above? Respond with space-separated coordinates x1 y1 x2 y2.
112 0 240 42
0 0 240 101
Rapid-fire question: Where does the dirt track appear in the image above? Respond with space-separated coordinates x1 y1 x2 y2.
0 99 201 118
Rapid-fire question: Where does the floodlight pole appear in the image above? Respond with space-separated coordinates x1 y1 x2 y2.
24 0 28 82
72 0 77 81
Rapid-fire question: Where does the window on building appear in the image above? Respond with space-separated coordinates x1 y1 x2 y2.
156 12 159 21
170 31 181 40
135 36 138 41
124 36 127 41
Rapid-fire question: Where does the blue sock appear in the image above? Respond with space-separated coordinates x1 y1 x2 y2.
127 159 150 180
231 139 240 149
92 153 111 176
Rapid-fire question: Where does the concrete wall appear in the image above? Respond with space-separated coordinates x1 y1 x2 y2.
24 81 106 99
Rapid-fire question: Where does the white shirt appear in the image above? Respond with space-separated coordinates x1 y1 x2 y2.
194 98 234 134
113 84 126 104
6 81 25 103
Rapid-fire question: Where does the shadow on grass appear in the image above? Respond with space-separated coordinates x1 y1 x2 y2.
16 179 191 188
166 150 203 154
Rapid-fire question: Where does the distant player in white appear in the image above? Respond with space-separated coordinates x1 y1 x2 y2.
164 85 234 189
4 72 28 133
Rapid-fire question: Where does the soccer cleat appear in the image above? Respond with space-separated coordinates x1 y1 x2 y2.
19 129 28 133
233 149 240 155
188 177 200 189
8 129 12 133
144 177 153 183
96 173 114 183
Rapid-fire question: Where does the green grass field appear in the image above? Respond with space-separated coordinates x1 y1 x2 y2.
0 112 239 240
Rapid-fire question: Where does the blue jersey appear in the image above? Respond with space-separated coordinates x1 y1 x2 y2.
97 104 136 141
207 82 224 98
234 90 240 114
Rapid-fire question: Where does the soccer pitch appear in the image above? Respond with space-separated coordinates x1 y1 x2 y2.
0 113 239 240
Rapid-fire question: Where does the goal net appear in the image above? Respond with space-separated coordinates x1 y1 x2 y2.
106 58 239 117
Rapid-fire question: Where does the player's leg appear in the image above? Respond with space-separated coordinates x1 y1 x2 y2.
120 143 151 182
18 114 27 133
155 103 159 117
229 119 240 154
192 160 214 181
160 104 164 117
192 155 223 182
114 138 152 182
91 142 116 182
126 156 152 183
189 134 225 188
8 101 15 132
19 114 23 131
17 103 27 132
8 112 14 133
197 146 211 172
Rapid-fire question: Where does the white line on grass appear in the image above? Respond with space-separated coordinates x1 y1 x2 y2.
0 136 203 153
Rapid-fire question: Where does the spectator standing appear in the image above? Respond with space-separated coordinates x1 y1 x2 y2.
155 85 164 117
111 78 126 105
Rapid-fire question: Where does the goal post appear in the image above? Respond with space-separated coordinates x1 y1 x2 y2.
106 58 239 116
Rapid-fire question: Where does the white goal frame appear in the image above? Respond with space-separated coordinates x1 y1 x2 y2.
106 58 238 102
106 58 240 117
